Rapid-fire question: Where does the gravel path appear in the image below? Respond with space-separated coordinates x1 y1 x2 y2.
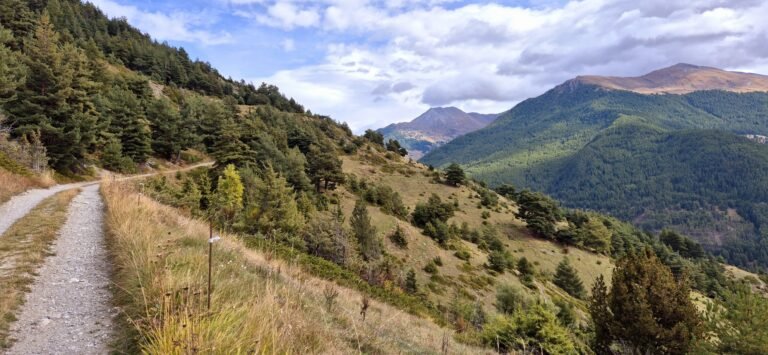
6 185 115 355
0 182 94 237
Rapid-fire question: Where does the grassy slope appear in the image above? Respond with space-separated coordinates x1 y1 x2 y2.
103 181 488 354
341 149 613 313
0 152 55 204
0 189 79 347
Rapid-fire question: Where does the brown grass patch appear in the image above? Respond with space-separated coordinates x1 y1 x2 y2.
0 169 55 204
0 189 79 348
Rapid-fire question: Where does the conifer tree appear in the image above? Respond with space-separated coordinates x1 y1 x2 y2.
351 199 380 261
590 250 702 354
242 166 304 236
101 137 133 172
554 258 585 299
589 275 612 354
211 164 243 228
146 97 192 161
6 13 99 172
210 118 254 169
444 163 466 186
0 26 25 103
120 110 152 164
283 147 312 192
404 268 418 294
180 177 202 213
307 145 344 191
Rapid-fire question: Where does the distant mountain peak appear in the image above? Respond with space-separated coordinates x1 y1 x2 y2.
566 64 768 94
377 107 498 159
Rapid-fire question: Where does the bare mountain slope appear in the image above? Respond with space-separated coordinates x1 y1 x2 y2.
570 63 768 94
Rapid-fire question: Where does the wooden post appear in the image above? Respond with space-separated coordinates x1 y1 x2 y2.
208 223 213 311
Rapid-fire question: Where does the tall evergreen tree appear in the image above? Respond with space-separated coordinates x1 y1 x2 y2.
553 258 585 299
120 109 152 164
444 163 466 186
307 145 344 191
6 13 99 172
515 190 562 239
146 97 192 161
589 275 612 354
211 164 244 228
351 199 380 261
590 249 702 354
0 26 26 103
241 166 304 236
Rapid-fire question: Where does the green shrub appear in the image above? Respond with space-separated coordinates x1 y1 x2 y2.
454 250 471 261
424 262 438 274
388 225 408 248
481 304 576 354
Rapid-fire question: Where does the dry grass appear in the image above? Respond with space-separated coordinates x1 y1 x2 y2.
0 189 79 348
340 154 613 311
103 181 487 354
0 169 55 204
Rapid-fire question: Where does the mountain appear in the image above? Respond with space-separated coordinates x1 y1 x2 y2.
377 107 497 159
422 64 768 270
571 63 768 94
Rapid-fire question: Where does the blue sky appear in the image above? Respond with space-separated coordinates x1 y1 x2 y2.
88 0 768 132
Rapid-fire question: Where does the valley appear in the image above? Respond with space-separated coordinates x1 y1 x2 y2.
422 65 768 271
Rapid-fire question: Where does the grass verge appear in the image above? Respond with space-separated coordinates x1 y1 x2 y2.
0 168 56 204
103 180 486 354
0 188 79 347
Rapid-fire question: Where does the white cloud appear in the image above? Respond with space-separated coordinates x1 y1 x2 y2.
87 0 232 45
281 38 296 51
247 0 768 131
94 0 768 132
254 1 321 29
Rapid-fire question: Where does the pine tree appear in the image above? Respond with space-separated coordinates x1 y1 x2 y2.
590 250 702 354
404 268 418 294
146 97 192 161
0 0 36 48
180 177 202 213
589 275 612 354
515 190 562 239
351 199 380 261
0 25 26 103
101 137 133 172
242 166 304 236
210 118 255 170
211 164 244 228
120 110 152 164
307 145 344 191
283 147 312 192
6 13 99 172
553 258 585 299
444 163 466 186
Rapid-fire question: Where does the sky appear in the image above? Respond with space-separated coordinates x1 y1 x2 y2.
87 0 768 132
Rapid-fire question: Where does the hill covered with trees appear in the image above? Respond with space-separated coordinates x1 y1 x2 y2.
422 69 768 271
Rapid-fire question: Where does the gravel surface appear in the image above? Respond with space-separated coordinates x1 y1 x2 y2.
0 182 94 237
6 185 116 355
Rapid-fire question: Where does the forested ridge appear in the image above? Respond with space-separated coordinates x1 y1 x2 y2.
0 0 331 175
422 81 768 271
